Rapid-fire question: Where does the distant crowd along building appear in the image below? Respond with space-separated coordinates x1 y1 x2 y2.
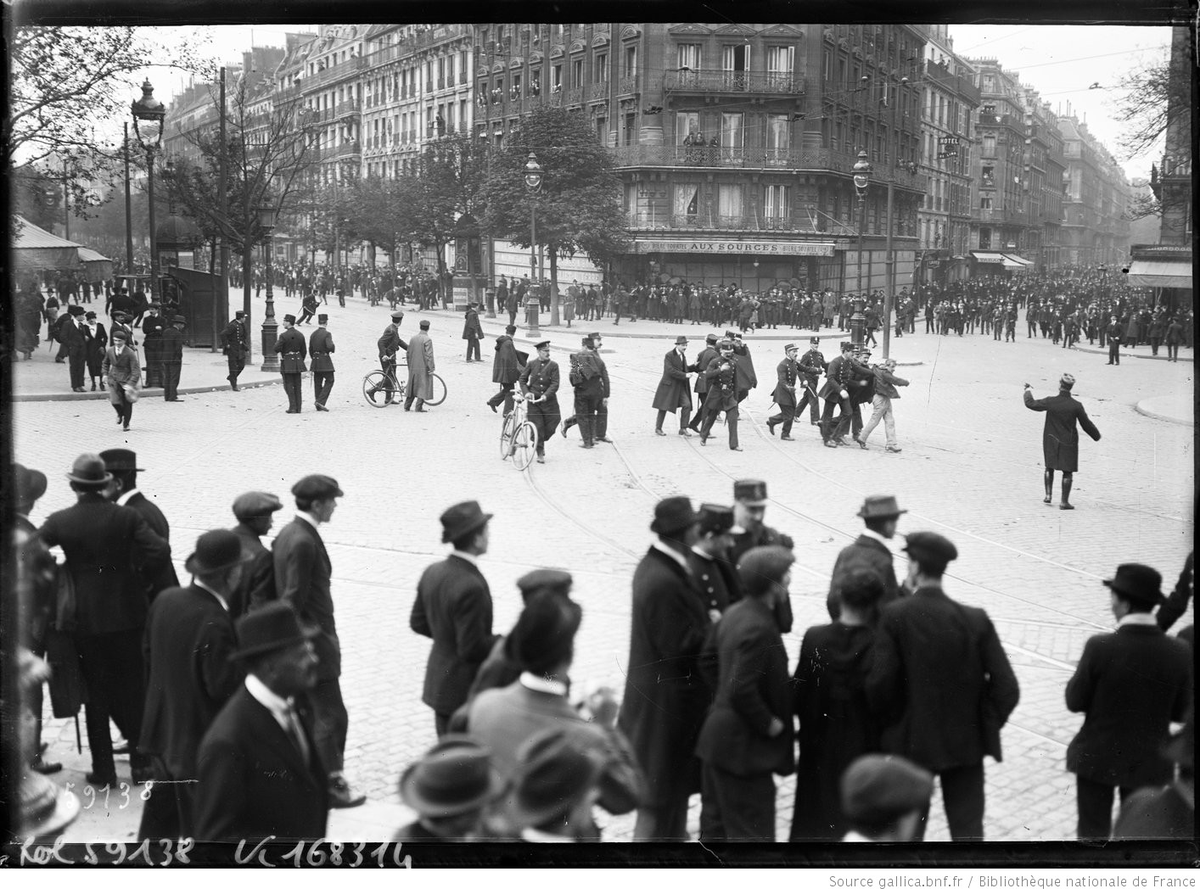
164 23 1137 295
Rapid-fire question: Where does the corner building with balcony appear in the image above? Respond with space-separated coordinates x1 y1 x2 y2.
475 23 926 293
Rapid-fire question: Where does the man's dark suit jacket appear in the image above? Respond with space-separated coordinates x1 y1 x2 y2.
865 585 1020 771
194 684 329 841
273 518 340 679
410 554 497 716
695 597 795 777
228 522 275 619
39 492 170 635
1065 623 1192 788
140 584 243 779
826 534 902 620
123 490 180 598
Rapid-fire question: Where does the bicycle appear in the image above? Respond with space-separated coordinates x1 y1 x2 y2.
499 392 539 471
362 360 447 408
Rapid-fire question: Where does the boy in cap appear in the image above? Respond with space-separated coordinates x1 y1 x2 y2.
228 491 284 618
271 474 364 809
397 735 504 840
651 335 696 437
308 313 336 411
411 501 499 735
194 604 328 840
840 754 933 842
1065 563 1192 840
865 531 1020 841
1023 374 1101 510
518 340 561 462
274 314 307 413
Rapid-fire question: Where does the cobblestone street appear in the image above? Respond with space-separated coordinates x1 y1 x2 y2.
17 287 1193 846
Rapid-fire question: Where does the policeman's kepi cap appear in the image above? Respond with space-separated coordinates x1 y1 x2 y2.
391 310 405 321
233 491 284 522
535 340 551 350
718 339 734 350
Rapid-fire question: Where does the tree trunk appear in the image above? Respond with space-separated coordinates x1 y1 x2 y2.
242 244 252 325
549 244 560 326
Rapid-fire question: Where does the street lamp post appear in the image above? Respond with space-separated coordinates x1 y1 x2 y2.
524 152 543 336
258 206 280 372
131 79 166 301
853 150 871 303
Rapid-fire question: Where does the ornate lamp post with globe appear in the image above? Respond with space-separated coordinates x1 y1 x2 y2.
524 152 543 336
257 205 279 372
131 79 166 301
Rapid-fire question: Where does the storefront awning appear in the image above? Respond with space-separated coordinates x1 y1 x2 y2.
971 251 1006 264
1002 253 1034 267
1126 259 1193 289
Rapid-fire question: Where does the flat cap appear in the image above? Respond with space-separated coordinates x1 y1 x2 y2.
232 491 284 521
516 568 573 597
902 531 958 572
291 474 343 502
841 754 933 825
737 545 795 597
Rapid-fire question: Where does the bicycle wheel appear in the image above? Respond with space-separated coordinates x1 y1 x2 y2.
426 373 447 407
362 371 394 408
512 421 539 471
499 412 517 460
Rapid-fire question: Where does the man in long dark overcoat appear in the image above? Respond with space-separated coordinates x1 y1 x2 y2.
1023 373 1101 510
619 497 712 840
486 324 524 414
652 336 696 437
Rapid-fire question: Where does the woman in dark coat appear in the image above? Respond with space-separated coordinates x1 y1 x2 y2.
83 311 108 390
790 568 885 841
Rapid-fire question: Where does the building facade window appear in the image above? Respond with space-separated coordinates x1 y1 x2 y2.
722 44 749 87
720 112 744 153
766 46 794 87
764 183 789 219
766 113 790 159
595 53 608 82
678 43 701 71
718 183 744 219
677 111 700 144
675 182 700 221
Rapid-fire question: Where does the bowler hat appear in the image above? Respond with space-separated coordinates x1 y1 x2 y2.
508 591 583 675
734 479 769 507
229 603 316 661
66 453 112 488
14 464 48 505
185 529 244 576
399 735 503 818
440 500 493 543
506 727 602 830
841 754 933 825
650 496 698 536
99 448 144 473
67 306 84 317
283 314 297 324
391 310 405 321
232 491 284 521
696 503 734 536
1103 563 1164 608
857 495 906 520
675 336 688 345
737 545 795 597
85 311 97 319
903 531 958 572
291 474 343 502
317 314 328 324
516 568 573 599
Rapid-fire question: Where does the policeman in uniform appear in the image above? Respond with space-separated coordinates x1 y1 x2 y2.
795 337 825 427
274 314 307 413
698 339 742 451
686 334 720 432
588 331 611 442
766 343 800 441
687 504 738 618
518 340 561 464
375 310 408 405
221 310 250 391
309 313 336 411
727 479 795 633
819 342 856 447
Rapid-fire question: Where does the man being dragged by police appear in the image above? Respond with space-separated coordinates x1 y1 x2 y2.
566 336 605 449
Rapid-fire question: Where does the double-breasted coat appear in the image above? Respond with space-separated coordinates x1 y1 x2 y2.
651 348 695 412
518 356 562 435
771 357 799 411
1023 389 1102 472
406 330 436 400
275 327 308 373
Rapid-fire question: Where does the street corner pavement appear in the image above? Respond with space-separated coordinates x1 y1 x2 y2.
1135 391 1194 426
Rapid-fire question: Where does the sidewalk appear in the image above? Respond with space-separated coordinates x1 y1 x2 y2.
1135 391 1195 426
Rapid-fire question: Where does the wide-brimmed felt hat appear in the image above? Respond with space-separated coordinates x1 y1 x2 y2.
1103 563 1164 608
734 479 769 507
14 464 48 505
506 727 602 830
172 315 186 325
67 306 85 317
66 453 112 488
99 448 144 473
841 754 933 824
232 491 284 521
857 494 906 520
440 500 493 543
230 603 317 661
185 529 244 576
399 735 504 818
650 496 698 536
674 336 688 345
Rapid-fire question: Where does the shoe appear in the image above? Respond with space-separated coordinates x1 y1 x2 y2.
536 455 545 464
86 771 118 787
167 398 185 402
328 773 366 810
286 409 298 414
780 435 795 441
1060 502 1075 511
885 446 902 454
730 446 743 452
580 442 594 449
596 437 612 443
855 437 868 449
654 429 666 436
1043 496 1052 504
767 420 777 436
91 383 97 391
123 423 130 431
315 403 327 411
838 438 851 447
678 430 692 438
824 440 839 448
414 407 426 412
488 402 497 414
31 758 63 775
700 437 707 446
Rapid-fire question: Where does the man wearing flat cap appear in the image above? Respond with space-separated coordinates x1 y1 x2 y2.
308 314 335 411
138 530 246 840
1065 563 1192 840
865 531 1019 841
38 454 171 787
840 754 933 842
652 336 698 437
411 500 499 736
271 474 363 809
1023 374 1101 510
696 546 796 840
275 314 308 413
396 735 504 840
194 603 328 841
375 310 409 405
227 491 284 619
827 495 906 621
519 340 561 463
620 496 712 840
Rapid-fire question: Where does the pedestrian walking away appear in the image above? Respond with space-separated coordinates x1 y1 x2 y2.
463 302 484 362
1023 373 1101 510
160 315 186 401
567 337 607 448
405 320 437 412
275 315 307 413
309 314 336 411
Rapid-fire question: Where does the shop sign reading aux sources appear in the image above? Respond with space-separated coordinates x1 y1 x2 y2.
634 240 836 256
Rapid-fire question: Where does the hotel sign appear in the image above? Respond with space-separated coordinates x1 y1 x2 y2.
634 239 836 257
